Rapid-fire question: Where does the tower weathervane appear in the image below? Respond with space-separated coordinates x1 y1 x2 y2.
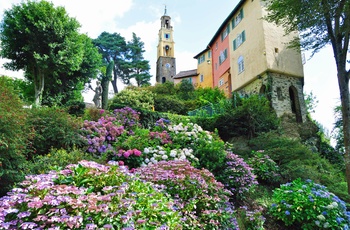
164 5 167 15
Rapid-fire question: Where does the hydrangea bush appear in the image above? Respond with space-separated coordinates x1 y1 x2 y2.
247 150 281 184
217 152 258 199
0 160 182 229
136 160 239 229
269 178 350 229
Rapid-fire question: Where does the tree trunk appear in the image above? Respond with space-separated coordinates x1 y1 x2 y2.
111 67 118 94
337 69 350 194
33 67 44 106
101 77 109 109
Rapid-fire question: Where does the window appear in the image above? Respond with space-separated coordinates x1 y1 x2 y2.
208 50 212 59
198 54 205 64
238 56 244 73
189 78 192 84
233 30 246 50
232 8 244 28
200 74 204 82
219 79 224 87
219 49 228 65
164 33 170 39
221 25 230 41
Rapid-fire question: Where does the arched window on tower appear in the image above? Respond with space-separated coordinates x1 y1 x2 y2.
289 86 302 123
165 19 169 29
162 77 166 84
164 45 170 56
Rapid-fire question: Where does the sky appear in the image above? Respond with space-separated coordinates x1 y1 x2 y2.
0 0 342 135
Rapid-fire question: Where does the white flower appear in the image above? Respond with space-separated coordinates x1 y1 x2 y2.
150 157 155 162
179 155 186 160
317 215 326 221
144 148 150 154
170 150 177 157
162 155 168 160
158 151 165 155
145 158 150 163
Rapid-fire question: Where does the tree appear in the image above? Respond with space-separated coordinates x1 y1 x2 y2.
125 33 151 87
262 0 350 192
0 0 94 106
93 32 129 93
42 34 101 106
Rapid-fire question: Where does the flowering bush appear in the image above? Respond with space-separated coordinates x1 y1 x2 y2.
82 116 125 155
247 150 281 184
269 178 350 229
142 146 199 167
237 206 265 230
217 152 258 198
0 160 182 229
113 107 141 131
136 160 239 229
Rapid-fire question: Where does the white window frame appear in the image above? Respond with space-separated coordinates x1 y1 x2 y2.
218 49 228 65
219 79 224 87
238 56 245 73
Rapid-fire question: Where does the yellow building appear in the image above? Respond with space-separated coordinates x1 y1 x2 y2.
193 48 213 88
195 0 307 122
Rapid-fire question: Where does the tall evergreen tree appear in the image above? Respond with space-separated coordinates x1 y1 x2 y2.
125 33 151 87
93 32 129 93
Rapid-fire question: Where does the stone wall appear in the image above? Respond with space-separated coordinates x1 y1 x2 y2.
236 72 307 122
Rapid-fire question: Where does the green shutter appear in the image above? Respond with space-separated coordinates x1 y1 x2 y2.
232 18 235 29
233 39 237 50
242 30 246 42
241 9 244 19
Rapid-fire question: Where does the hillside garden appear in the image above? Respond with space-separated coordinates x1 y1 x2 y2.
0 77 349 229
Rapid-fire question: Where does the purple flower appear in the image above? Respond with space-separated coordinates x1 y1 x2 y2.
285 211 290 215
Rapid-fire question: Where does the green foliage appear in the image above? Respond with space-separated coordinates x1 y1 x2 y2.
269 178 350 229
1 161 182 229
236 206 265 230
178 79 195 100
249 133 348 199
154 95 187 114
26 107 87 156
147 81 177 95
0 75 35 104
125 32 151 87
0 77 28 195
65 100 86 117
109 88 154 110
23 148 103 175
192 87 226 107
215 95 279 140
247 150 282 185
93 32 128 93
0 1 100 105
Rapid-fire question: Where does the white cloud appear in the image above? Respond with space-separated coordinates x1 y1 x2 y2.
52 0 134 38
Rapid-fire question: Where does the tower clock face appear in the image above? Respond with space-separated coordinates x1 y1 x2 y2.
165 63 171 69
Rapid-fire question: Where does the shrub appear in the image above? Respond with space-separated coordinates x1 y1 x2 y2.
26 107 86 156
109 88 154 110
83 107 106 121
65 100 86 117
0 77 28 195
249 133 348 199
217 152 258 199
154 96 187 115
269 178 350 229
237 206 265 230
214 95 279 140
0 160 182 229
136 160 239 229
247 150 282 185
23 148 103 175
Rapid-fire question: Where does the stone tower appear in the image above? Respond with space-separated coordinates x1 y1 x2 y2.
156 6 176 84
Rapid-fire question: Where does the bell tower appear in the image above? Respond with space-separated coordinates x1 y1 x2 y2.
156 6 176 84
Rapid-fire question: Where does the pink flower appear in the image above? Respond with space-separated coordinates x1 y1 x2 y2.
133 149 142 157
118 161 124 166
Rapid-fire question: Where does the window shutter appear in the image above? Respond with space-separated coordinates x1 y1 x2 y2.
241 9 244 19
232 19 235 29
242 30 246 42
233 39 237 50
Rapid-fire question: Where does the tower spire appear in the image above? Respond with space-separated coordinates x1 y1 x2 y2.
164 5 167 15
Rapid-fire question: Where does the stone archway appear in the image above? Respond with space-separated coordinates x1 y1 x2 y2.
259 85 266 95
289 86 302 123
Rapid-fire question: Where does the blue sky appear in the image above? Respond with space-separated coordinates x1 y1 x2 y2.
0 0 341 134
